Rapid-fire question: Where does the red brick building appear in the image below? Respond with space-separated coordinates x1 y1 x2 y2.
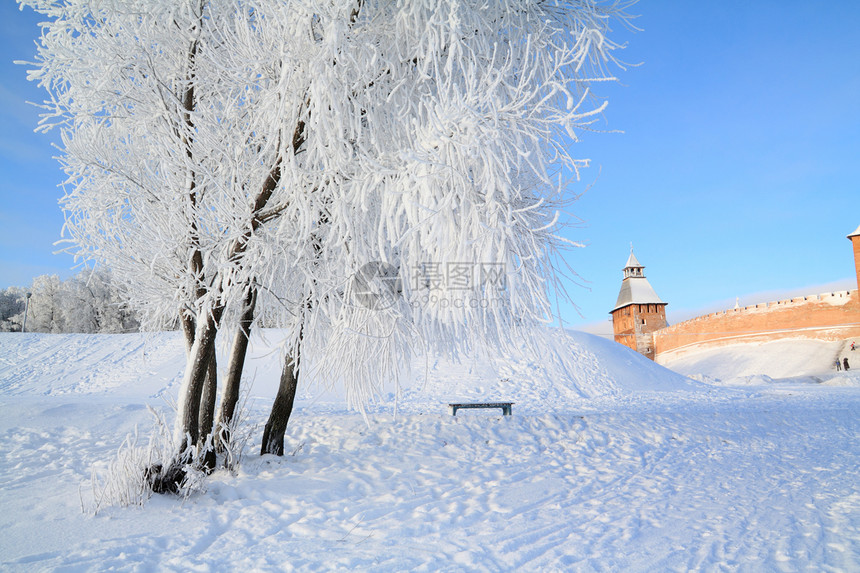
610 250 668 360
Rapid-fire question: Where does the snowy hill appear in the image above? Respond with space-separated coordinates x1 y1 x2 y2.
1 330 859 571
0 328 701 411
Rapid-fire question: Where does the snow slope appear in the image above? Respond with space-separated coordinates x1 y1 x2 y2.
659 338 859 386
1 330 859 571
0 328 701 411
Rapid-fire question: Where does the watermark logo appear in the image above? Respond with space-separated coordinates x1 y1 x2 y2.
351 261 507 311
351 261 402 310
412 262 506 292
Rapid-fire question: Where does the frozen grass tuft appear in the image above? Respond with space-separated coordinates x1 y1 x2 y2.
86 407 170 514
86 407 208 514
85 382 259 514
216 382 258 473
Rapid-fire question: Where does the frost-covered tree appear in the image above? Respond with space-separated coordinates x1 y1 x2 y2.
0 287 27 332
27 274 66 334
60 269 140 333
23 0 631 485
23 0 283 475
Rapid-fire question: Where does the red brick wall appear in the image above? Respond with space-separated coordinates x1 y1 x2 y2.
852 236 860 290
655 291 860 356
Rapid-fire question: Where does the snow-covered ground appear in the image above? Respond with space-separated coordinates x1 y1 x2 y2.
658 338 857 385
1 330 859 571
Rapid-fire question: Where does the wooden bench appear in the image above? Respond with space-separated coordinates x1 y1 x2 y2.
448 402 513 416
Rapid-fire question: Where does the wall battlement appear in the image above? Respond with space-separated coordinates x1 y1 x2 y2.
667 290 855 324
655 289 860 357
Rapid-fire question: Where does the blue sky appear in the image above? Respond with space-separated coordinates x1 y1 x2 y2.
1 3 69 287
1 1 859 333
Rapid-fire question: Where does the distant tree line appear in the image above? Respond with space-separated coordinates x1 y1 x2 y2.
0 269 293 334
0 269 140 334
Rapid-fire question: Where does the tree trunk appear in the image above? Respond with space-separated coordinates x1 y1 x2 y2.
181 311 196 355
174 306 219 471
176 309 221 455
150 310 220 494
197 354 218 471
261 352 299 456
215 287 257 452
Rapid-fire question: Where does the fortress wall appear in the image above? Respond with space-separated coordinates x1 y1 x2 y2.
654 290 860 357
852 237 860 291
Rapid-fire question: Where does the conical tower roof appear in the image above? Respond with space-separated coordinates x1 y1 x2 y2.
612 249 666 312
624 250 643 270
848 224 860 239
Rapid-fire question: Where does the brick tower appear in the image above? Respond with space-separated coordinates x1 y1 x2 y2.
849 224 860 290
610 248 668 360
